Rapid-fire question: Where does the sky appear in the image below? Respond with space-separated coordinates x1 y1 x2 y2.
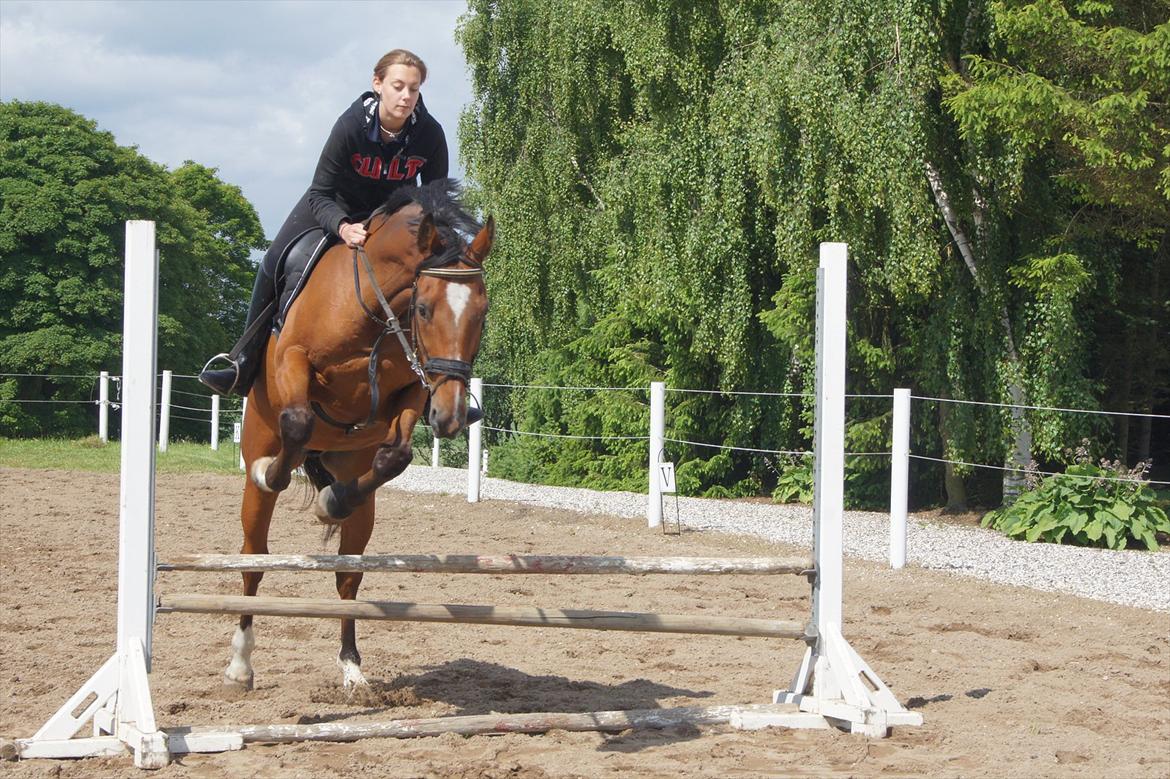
0 0 474 238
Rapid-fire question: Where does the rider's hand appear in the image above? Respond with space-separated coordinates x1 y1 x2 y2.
339 221 367 248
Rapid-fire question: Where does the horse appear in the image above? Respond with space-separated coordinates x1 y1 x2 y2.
226 179 493 691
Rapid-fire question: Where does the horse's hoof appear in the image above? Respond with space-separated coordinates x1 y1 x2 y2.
314 485 352 524
337 657 368 690
222 671 254 692
251 456 276 493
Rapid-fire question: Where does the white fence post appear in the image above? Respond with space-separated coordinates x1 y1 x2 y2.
432 437 440 467
648 381 665 528
99 371 110 443
157 370 172 453
210 395 220 451
890 388 910 569
467 377 483 503
239 397 247 471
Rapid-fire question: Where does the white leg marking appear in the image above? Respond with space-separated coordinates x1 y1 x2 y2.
337 656 368 689
446 283 471 336
224 625 255 689
251 456 276 493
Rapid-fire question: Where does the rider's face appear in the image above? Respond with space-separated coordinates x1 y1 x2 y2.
373 64 423 128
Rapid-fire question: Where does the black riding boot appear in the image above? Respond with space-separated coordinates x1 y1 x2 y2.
199 271 277 397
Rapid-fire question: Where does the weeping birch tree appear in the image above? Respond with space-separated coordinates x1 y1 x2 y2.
457 0 1169 505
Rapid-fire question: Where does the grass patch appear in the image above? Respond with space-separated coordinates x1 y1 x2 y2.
0 437 244 475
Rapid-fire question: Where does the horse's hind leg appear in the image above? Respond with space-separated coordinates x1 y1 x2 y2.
252 346 315 494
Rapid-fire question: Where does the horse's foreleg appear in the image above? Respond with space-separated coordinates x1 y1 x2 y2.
225 475 278 691
335 501 375 689
314 388 425 522
253 347 315 494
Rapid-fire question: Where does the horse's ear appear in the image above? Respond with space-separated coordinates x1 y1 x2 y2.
417 213 442 255
468 216 495 265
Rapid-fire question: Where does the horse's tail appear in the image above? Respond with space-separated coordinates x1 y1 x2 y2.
300 453 347 544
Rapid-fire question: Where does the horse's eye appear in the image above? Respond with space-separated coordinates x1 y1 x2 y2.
417 303 431 321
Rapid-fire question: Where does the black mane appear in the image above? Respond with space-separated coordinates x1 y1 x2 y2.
371 178 481 266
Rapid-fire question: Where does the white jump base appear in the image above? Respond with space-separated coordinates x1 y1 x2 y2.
15 234 920 767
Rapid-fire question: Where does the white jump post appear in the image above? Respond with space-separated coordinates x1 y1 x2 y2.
157 370 172 453
889 388 910 569
210 395 220 451
467 376 483 502
647 381 665 528
98 371 110 443
16 222 240 767
773 242 921 736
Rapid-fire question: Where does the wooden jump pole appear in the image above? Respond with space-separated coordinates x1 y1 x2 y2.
160 553 815 576
174 704 829 745
158 594 810 640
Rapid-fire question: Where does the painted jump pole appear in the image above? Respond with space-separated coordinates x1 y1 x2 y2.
160 553 815 575
158 594 808 639
98 371 110 443
179 703 829 744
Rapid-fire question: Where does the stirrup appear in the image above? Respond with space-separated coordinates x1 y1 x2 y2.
199 352 240 395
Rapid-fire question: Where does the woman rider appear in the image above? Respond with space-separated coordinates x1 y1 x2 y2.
200 48 447 397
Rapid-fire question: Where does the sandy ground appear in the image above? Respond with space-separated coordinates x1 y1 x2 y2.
1 467 1168 778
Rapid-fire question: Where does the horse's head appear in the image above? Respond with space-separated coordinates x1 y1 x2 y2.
413 214 494 437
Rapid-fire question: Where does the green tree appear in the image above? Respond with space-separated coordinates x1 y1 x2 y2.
458 1 1169 505
941 0 1169 481
0 101 266 437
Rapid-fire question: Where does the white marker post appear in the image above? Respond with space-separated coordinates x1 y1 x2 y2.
98 371 110 443
238 398 247 471
889 388 910 569
157 370 172 453
432 437 440 467
467 377 483 502
210 394 220 452
647 381 665 528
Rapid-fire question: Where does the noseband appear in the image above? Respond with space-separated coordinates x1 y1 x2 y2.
311 241 483 434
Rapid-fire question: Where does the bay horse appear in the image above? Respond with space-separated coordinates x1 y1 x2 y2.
226 180 493 691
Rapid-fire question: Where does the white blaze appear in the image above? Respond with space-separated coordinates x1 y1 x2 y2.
446 284 472 333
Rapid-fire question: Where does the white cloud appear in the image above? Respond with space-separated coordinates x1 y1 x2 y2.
0 0 474 237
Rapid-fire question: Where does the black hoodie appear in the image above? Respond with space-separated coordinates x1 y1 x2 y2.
305 91 448 235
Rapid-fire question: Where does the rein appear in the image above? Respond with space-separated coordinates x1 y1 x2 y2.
310 241 483 434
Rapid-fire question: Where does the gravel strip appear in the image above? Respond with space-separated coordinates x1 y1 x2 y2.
385 465 1170 613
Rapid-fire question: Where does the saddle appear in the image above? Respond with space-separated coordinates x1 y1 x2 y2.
274 228 338 333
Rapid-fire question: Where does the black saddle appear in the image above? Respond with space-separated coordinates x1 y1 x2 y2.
274 228 338 332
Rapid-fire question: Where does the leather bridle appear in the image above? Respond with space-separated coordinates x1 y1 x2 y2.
310 219 484 434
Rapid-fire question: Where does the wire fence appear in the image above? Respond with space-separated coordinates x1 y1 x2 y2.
5 374 1167 489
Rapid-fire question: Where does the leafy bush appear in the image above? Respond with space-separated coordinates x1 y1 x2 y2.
771 456 814 504
982 454 1170 551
